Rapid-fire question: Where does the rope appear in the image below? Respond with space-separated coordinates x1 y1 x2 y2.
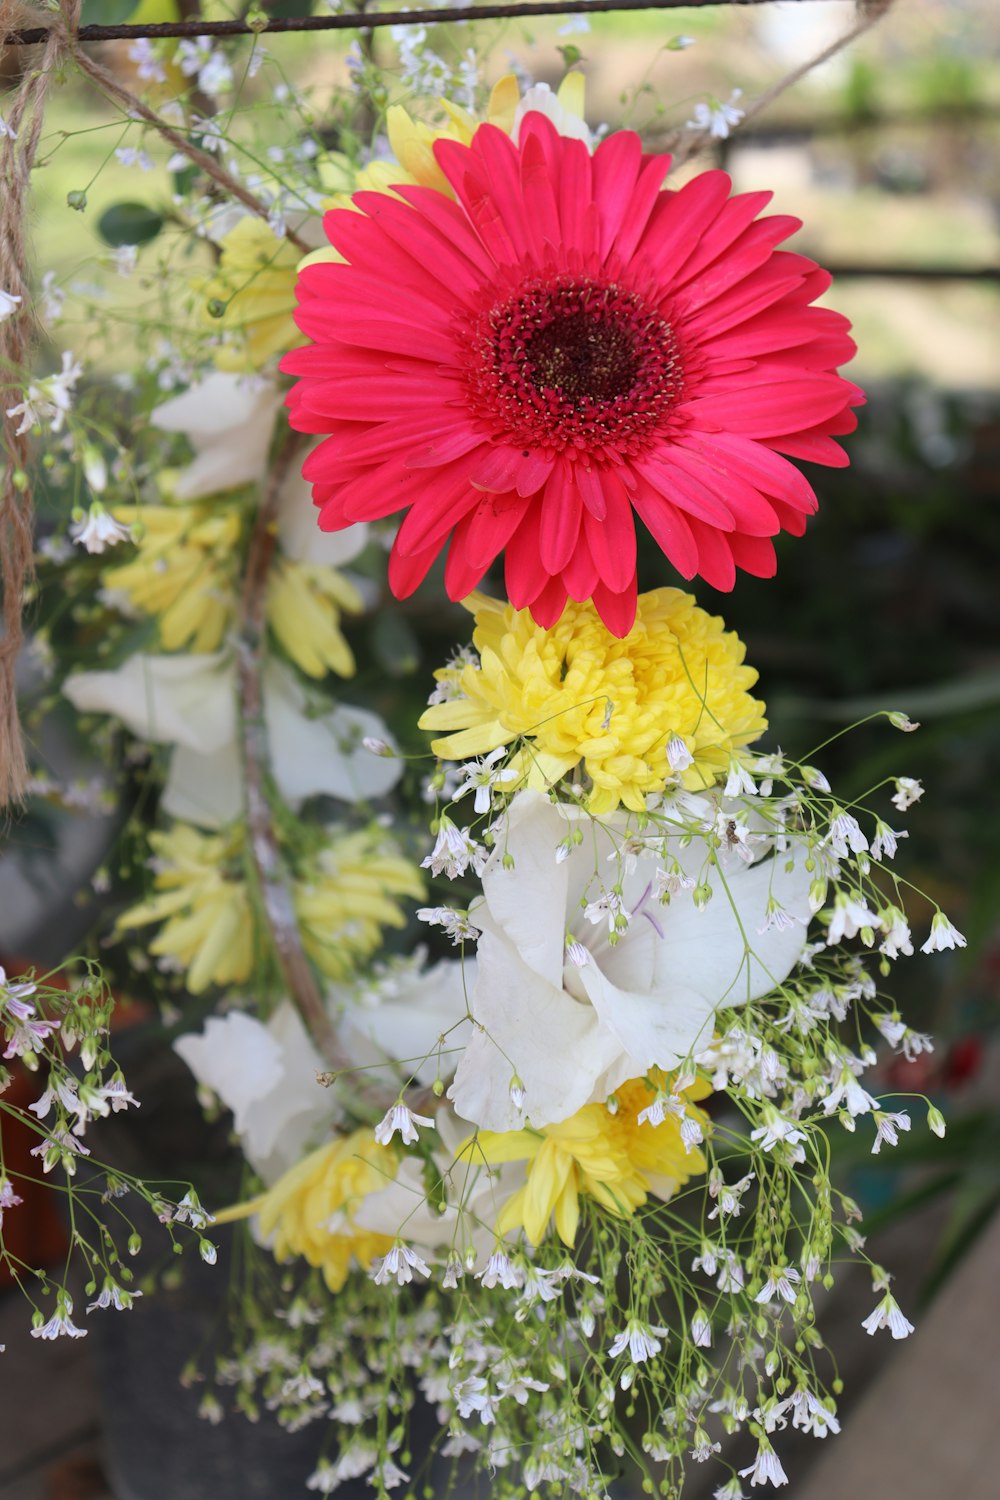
0 2 82 806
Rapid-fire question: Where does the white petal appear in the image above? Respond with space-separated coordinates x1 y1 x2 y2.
580 964 717 1076
63 652 235 754
275 466 368 566
477 792 569 990
449 931 619 1131
162 739 242 827
339 959 470 1088
151 372 281 500
652 851 812 1005
264 661 402 808
174 1005 331 1185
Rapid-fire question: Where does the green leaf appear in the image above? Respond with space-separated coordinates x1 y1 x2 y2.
97 202 165 249
81 0 145 23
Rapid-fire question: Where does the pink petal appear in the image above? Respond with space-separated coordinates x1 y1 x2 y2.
539 461 583 574
591 576 638 638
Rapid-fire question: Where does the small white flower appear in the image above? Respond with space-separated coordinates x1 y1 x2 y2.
754 1265 801 1306
87 1279 141 1312
861 1291 914 1340
608 1317 669 1364
871 1110 911 1154
750 1110 807 1158
788 1389 840 1437
666 734 694 772
680 1114 704 1153
373 1102 434 1147
421 815 486 880
739 1440 789 1488
362 735 393 757
891 776 924 812
637 1091 684 1129
128 38 167 83
826 811 869 858
0 113 17 141
826 891 882 945
879 907 914 960
687 89 744 139
708 1169 755 1220
0 289 22 322
70 503 133 555
453 746 519 814
509 1075 525 1111
920 911 966 954
477 1249 520 1290
725 759 758 797
416 905 480 945
32 1297 87 1340
714 1483 746 1500
691 1310 712 1347
870 820 906 861
115 146 154 172
371 1242 431 1286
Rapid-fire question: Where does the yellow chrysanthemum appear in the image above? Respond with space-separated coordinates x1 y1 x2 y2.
197 216 306 372
464 1073 711 1248
214 1130 397 1292
420 589 767 816
294 830 424 982
103 493 242 653
266 557 363 679
116 823 253 993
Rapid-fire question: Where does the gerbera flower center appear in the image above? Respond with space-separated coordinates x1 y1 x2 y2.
463 276 683 456
524 310 639 403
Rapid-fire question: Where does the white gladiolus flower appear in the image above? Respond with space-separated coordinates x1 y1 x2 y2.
174 1004 333 1184
63 653 400 828
449 791 812 1132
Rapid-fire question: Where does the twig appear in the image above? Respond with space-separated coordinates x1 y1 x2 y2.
3 0 840 46
665 0 898 166
66 45 310 252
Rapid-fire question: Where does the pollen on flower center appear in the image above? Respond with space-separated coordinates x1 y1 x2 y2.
463 275 684 455
525 310 639 402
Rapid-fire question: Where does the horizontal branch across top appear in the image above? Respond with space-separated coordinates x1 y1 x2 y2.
5 0 834 48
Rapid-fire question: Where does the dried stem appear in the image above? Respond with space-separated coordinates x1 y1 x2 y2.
665 0 898 165
4 0 835 47
67 45 310 253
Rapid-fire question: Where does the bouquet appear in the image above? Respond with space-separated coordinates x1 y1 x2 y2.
0 6 963 1497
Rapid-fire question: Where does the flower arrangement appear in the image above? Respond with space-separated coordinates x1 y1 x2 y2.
0 6 967 1499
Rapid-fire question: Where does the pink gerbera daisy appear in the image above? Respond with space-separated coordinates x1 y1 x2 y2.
282 114 864 637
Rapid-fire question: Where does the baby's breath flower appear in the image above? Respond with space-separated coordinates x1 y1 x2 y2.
373 1103 434 1147
861 1291 914 1340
